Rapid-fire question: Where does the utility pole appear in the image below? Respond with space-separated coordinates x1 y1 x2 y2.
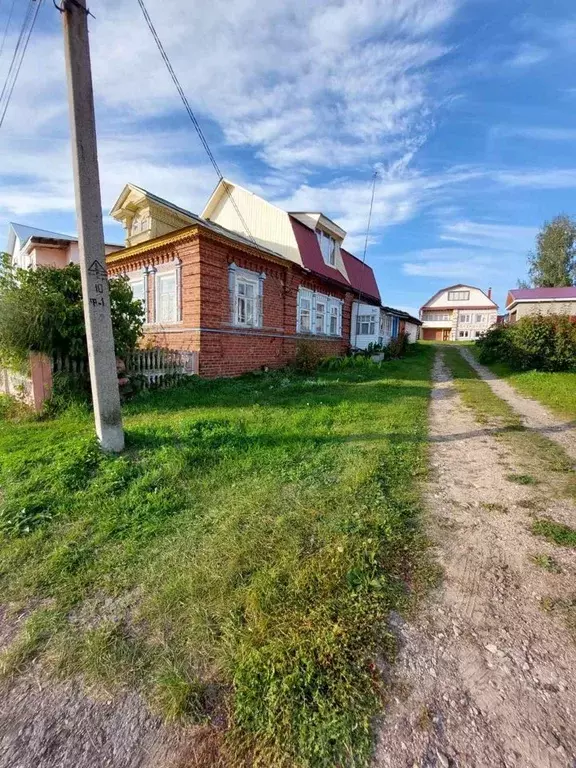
61 0 124 452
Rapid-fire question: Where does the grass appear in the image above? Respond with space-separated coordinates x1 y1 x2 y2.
0 345 435 767
529 553 562 573
468 350 576 420
441 347 576 501
506 473 539 486
531 518 576 547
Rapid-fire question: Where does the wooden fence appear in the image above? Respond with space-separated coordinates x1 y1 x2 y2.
52 348 198 391
124 349 199 389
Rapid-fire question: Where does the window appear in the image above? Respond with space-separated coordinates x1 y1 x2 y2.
459 313 471 323
298 290 312 333
448 290 470 301
424 311 450 322
357 314 376 336
316 229 338 266
315 299 327 334
229 265 263 327
475 330 481 338
475 314 483 323
459 330 469 338
130 278 145 304
156 272 178 324
131 213 150 236
297 288 342 336
329 305 339 335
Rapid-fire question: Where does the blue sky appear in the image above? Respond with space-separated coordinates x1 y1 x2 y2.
1 0 575 315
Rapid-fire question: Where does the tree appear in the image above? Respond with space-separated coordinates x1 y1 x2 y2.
527 214 576 287
0 256 144 369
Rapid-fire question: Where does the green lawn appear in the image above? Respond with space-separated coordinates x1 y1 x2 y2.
469 347 576 420
0 345 435 767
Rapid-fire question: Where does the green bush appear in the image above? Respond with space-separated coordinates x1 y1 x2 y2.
0 257 144 369
387 332 409 360
477 315 576 371
294 341 324 373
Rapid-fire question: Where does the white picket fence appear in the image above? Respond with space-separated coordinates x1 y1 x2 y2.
125 348 198 389
52 348 198 391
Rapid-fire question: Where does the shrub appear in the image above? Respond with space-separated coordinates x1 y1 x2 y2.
477 314 576 371
476 325 511 364
0 257 144 369
387 332 409 359
293 340 324 373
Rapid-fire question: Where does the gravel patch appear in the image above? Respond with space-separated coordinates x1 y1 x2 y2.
374 351 576 768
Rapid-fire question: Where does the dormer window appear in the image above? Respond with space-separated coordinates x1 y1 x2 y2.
316 229 338 266
131 213 150 236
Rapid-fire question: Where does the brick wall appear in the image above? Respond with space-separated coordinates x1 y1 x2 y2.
108 228 353 378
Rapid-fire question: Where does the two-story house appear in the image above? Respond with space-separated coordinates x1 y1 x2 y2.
106 180 381 377
420 284 498 341
6 223 120 269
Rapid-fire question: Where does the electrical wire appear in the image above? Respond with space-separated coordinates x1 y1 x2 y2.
0 0 43 130
0 0 17 61
135 0 256 244
353 169 379 346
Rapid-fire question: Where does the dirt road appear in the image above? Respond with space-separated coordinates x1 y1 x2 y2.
374 350 576 768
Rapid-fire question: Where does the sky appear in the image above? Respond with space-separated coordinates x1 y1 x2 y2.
1 0 575 316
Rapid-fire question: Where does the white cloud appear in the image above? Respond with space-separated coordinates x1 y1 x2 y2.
493 169 576 189
0 0 461 239
491 125 576 142
506 43 548 69
439 221 537 250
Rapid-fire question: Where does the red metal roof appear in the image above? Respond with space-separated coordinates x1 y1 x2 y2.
508 287 576 302
289 216 380 302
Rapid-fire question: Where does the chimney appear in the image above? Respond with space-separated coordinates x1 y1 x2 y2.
487 287 492 299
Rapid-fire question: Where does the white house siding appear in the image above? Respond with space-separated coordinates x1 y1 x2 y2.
203 183 303 266
351 301 380 349
405 321 419 343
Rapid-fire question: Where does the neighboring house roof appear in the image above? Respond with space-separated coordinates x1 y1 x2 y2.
421 283 497 310
7 222 122 254
381 306 423 325
289 216 380 303
506 286 576 309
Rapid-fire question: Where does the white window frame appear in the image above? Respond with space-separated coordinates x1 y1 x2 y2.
297 288 342 336
229 264 264 328
129 276 146 316
356 314 376 336
298 288 313 333
448 290 470 302
155 269 179 325
315 297 327 334
315 229 338 267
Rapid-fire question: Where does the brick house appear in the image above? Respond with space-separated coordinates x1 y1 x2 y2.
106 181 380 377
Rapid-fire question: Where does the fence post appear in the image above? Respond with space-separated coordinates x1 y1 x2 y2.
29 353 53 412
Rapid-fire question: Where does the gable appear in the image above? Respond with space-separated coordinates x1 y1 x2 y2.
423 284 497 310
202 180 302 266
110 184 196 247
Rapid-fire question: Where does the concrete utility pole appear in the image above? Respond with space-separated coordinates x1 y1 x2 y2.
61 0 124 452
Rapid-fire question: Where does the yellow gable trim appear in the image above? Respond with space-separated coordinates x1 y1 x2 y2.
106 226 200 263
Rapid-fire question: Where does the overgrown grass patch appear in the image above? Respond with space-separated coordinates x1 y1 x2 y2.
531 519 576 547
0 345 435 767
442 349 576 502
469 350 576 420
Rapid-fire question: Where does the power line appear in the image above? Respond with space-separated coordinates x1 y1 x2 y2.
135 0 256 244
0 0 43 130
0 0 17 60
353 169 379 347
